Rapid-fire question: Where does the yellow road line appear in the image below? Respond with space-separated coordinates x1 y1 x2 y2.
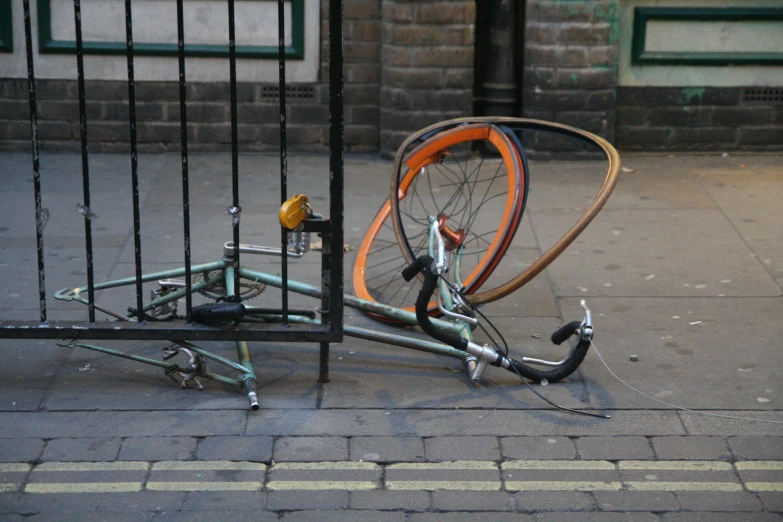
35 462 148 472
146 481 262 491
271 462 379 471
0 463 31 473
619 461 732 471
745 482 783 492
26 482 142 493
503 460 615 470
267 481 378 490
387 461 497 470
151 461 266 471
387 481 500 491
735 461 783 471
505 481 622 491
627 481 743 492
0 484 19 493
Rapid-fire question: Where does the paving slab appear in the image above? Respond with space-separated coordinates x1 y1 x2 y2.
245 409 687 437
560 296 783 410
430 490 516 511
651 436 732 460
179 490 266 511
97 491 186 512
535 207 779 298
273 437 349 461
500 437 577 460
701 168 783 277
349 436 425 462
575 436 654 460
411 513 533 522
424 436 501 462
729 437 783 461
0 439 44 462
119 437 198 461
593 490 680 511
349 489 430 510
0 411 247 438
512 490 596 512
675 491 764 512
680 412 783 436
41 438 122 462
196 436 273 462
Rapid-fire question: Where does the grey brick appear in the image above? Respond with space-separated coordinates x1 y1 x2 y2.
152 511 275 522
676 491 764 512
14 492 103 514
0 493 20 514
662 513 780 522
537 514 659 522
180 491 266 511
197 436 273 462
425 436 500 461
41 437 121 461
513 491 596 512
576 436 654 460
273 437 348 461
283 511 405 522
27 513 155 522
651 436 731 460
349 490 429 510
431 490 516 511
501 437 576 460
758 492 783 512
594 491 680 511
412 515 532 522
739 127 783 147
118 436 197 461
0 438 44 462
267 490 348 510
350 436 424 462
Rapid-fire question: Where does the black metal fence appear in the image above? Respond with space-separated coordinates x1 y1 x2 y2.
0 0 344 345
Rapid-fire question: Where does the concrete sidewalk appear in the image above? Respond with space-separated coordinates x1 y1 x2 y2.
0 150 781 520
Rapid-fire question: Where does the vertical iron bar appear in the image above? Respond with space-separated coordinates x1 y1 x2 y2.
176 0 192 322
124 0 144 321
278 0 289 324
23 0 46 324
74 0 95 322
228 0 240 298
328 0 345 339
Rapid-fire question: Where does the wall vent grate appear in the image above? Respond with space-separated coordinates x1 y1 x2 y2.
743 88 783 103
260 85 316 100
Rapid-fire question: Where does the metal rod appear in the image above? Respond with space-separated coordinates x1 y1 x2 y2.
176 0 192 322
278 0 289 325
22 0 46 324
124 0 144 323
319 342 330 383
73 0 95 322
228 0 241 298
328 0 345 340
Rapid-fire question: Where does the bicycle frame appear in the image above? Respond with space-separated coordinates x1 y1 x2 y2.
54 224 479 409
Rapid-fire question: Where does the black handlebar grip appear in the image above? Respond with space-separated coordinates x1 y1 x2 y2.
402 255 434 282
551 320 582 345
192 303 246 323
507 338 592 383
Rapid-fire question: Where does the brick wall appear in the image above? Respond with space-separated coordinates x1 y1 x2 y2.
521 0 619 156
380 0 476 156
616 87 783 152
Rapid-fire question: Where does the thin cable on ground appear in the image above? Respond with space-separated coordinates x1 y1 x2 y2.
590 340 783 425
439 274 608 419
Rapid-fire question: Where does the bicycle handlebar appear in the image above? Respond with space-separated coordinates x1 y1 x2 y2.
405 255 592 383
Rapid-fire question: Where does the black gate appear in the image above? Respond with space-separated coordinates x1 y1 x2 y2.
0 1 344 356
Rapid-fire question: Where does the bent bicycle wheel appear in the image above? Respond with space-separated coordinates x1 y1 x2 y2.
353 123 527 321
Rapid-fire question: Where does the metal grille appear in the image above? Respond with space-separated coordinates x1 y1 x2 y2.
1 0 344 345
743 88 783 103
